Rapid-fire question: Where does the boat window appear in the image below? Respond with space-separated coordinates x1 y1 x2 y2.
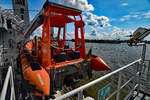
59 27 64 40
20 8 24 14
6 19 12 29
53 27 64 41
66 22 75 40
67 16 74 20
53 27 58 39
78 28 81 38
21 15 24 20
15 0 25 6
75 15 81 21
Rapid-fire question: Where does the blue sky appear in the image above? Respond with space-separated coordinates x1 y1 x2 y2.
1 0 150 40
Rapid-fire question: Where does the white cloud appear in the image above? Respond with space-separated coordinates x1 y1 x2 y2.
120 18 125 22
96 27 104 31
91 26 104 33
58 0 94 11
82 12 111 39
119 13 140 22
143 11 150 18
122 10 150 20
66 32 75 40
84 32 104 40
113 26 121 32
56 0 112 40
132 15 138 18
55 25 135 40
101 22 111 27
87 18 98 26
84 12 110 27
96 16 109 22
121 3 128 6
100 26 134 40
30 26 42 39
123 15 131 18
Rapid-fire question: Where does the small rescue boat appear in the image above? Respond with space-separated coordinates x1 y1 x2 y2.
19 1 111 98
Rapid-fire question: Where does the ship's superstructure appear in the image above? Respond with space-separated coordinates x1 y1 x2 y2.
0 8 25 66
12 0 29 27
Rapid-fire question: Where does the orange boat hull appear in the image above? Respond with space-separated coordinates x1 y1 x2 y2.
90 57 110 71
20 50 50 97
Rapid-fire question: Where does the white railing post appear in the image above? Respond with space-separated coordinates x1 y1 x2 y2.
0 66 15 100
78 90 83 100
116 72 122 100
0 67 11 100
147 61 150 86
10 68 15 100
137 44 146 93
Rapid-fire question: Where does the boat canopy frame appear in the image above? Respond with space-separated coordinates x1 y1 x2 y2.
40 1 86 69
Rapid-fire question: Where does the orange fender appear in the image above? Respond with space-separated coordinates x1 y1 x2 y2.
90 57 110 71
20 50 50 97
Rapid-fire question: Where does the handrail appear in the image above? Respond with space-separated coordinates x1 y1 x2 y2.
0 59 142 100
0 66 15 100
54 59 141 100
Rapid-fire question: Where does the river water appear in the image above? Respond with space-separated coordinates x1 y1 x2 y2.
67 41 150 70
86 43 144 70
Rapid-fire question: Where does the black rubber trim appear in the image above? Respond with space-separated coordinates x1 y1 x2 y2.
23 50 42 71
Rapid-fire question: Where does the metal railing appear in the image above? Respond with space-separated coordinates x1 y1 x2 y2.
0 59 147 100
54 59 141 100
0 66 16 100
139 60 150 93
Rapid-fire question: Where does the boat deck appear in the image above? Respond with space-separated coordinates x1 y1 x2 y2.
129 90 150 100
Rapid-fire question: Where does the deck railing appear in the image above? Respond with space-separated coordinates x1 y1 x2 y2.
54 59 142 100
0 66 15 100
0 59 147 100
140 60 150 93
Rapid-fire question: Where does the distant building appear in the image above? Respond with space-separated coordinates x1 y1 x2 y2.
12 0 30 27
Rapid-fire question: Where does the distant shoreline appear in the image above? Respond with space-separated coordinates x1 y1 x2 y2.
67 39 150 44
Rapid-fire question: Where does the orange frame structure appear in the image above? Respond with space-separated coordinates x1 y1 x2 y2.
40 2 86 70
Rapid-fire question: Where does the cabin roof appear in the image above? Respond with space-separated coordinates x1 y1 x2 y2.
43 1 82 16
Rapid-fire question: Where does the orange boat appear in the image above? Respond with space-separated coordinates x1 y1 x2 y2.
19 1 111 98
20 49 50 97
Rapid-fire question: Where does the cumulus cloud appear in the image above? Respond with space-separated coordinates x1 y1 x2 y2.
84 32 104 40
123 15 131 19
58 0 112 40
86 26 133 40
101 22 111 27
132 15 138 18
84 12 111 27
87 19 98 26
32 25 135 40
119 13 140 22
121 3 128 6
96 16 109 22
66 32 75 40
81 12 111 40
120 18 125 22
143 11 150 18
110 26 134 40
58 0 94 11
